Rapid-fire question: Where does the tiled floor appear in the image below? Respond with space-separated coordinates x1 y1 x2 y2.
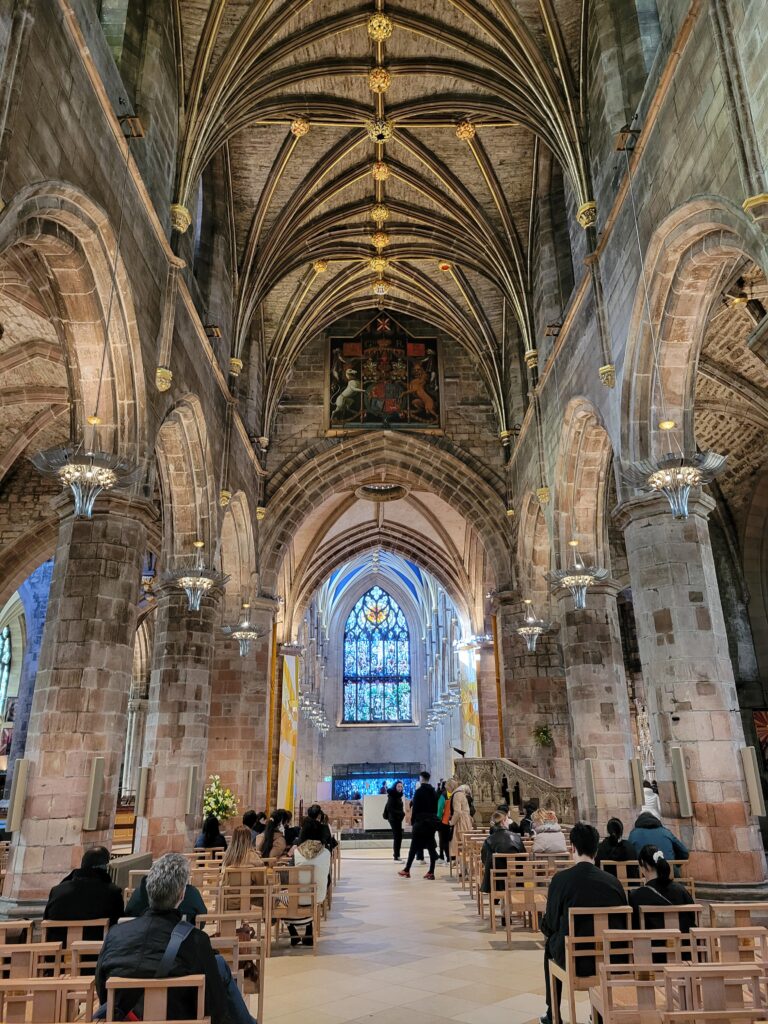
257 851 589 1023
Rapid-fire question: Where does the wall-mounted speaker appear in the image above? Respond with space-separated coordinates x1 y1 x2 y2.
185 765 199 816
83 757 105 831
247 769 259 807
7 758 30 832
630 758 644 806
584 758 597 813
135 766 150 818
741 746 767 817
670 745 693 818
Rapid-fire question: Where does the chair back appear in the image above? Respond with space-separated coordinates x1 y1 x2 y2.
662 962 766 1023
600 860 642 888
0 976 96 1024
0 942 64 979
0 920 33 945
218 881 271 915
637 903 703 933
105 974 205 1022
708 902 768 928
70 940 104 977
565 905 634 984
273 865 317 916
691 926 768 965
40 917 110 947
602 927 684 968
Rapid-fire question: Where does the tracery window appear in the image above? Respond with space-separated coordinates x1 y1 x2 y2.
342 586 411 723
0 626 10 709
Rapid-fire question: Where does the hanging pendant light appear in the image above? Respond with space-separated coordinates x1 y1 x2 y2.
222 603 264 656
546 542 608 610
163 540 229 612
624 450 727 520
515 599 552 653
30 445 136 518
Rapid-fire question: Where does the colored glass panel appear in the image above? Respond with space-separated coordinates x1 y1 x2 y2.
342 586 411 723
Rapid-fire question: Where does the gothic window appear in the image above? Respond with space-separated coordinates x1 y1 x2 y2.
0 626 10 709
342 586 412 723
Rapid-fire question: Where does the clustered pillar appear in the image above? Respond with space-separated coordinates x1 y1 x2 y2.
2 498 147 905
617 494 766 883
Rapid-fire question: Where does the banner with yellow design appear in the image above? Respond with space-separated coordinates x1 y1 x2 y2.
277 655 299 812
459 654 481 757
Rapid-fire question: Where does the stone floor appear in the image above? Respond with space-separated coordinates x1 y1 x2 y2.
257 850 589 1024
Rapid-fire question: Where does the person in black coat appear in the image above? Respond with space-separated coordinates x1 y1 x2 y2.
540 822 627 1024
519 801 536 836
300 804 338 851
629 844 695 930
399 771 439 878
481 811 524 894
96 853 253 1024
595 817 638 880
384 781 406 861
125 876 207 924
44 847 124 944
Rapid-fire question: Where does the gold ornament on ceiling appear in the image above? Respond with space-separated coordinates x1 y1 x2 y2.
229 357 243 376
455 121 476 141
369 255 389 273
313 259 329 273
368 66 392 94
170 203 191 233
598 363 615 388
372 161 390 181
155 366 173 392
290 117 310 138
367 12 394 41
576 200 597 229
370 203 389 224
365 117 394 143
372 279 389 296
438 260 452 272
371 230 390 249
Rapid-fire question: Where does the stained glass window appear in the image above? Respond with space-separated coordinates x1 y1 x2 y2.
342 586 412 723
0 626 10 709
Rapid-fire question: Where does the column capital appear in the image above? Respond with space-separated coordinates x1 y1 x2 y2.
612 491 716 531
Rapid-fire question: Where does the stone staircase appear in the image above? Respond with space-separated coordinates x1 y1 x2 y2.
454 757 575 823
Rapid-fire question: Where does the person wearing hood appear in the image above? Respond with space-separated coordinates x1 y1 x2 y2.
290 819 331 946
641 779 662 819
531 808 569 856
44 846 124 941
384 780 406 861
481 810 524 894
628 811 689 865
449 778 475 862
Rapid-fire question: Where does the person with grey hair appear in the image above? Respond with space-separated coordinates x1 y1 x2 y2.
96 853 256 1024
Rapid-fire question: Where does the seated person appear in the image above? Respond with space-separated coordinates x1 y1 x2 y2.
595 817 637 872
480 810 524 894
96 853 254 1024
628 811 689 868
242 810 267 839
254 808 292 860
221 825 264 874
531 808 569 856
540 822 627 1024
288 818 332 947
44 846 124 943
194 814 227 850
301 804 338 850
519 801 536 836
629 844 695 931
125 873 207 925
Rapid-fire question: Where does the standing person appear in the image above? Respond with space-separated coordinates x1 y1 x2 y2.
437 781 451 861
448 778 475 866
519 801 536 836
641 779 662 818
398 771 439 879
540 822 627 1024
384 780 406 862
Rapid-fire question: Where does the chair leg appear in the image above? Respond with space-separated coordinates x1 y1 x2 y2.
549 962 562 1024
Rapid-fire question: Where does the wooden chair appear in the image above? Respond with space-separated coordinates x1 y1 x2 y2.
105 974 206 1022
638 904 704 936
0 976 96 1023
548 904 634 1024
662 962 767 1024
482 852 526 920
270 866 319 955
0 941 64 979
210 924 267 1023
0 920 33 945
600 860 643 890
40 917 110 947
70 939 104 976
498 859 551 942
690 926 768 966
709 902 768 928
602 927 686 967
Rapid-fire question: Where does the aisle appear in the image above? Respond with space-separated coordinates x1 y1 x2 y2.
260 851 578 1024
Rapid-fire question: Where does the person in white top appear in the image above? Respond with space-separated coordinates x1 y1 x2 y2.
288 818 331 947
641 779 662 819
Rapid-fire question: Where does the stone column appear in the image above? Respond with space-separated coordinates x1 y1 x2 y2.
476 633 502 757
555 581 635 825
3 559 54 799
134 583 222 855
1 496 149 905
616 494 767 883
205 597 275 815
120 696 147 799
495 592 572 788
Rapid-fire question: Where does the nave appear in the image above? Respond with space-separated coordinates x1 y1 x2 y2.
263 852 550 1024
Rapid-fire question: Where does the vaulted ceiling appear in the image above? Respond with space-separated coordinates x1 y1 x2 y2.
172 0 589 438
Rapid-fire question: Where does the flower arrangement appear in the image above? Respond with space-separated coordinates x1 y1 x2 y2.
532 724 554 748
202 774 238 821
